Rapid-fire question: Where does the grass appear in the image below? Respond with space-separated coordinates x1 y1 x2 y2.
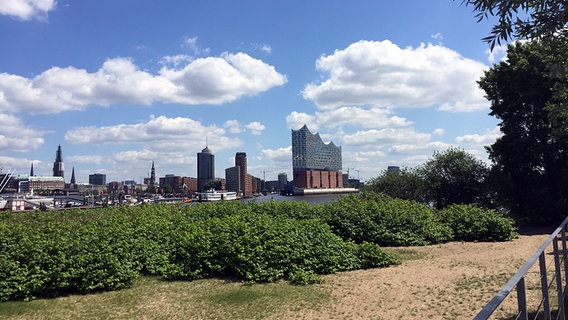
0 277 332 320
384 248 430 262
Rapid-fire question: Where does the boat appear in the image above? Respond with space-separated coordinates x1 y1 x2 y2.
198 190 238 202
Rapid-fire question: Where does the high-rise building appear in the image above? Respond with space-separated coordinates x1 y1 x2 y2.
53 145 65 180
89 173 107 186
197 146 215 191
235 152 248 196
225 166 240 193
291 125 343 189
278 172 288 190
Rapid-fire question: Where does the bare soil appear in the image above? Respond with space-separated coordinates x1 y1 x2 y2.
279 231 551 320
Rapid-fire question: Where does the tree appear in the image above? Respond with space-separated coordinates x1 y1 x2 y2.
460 0 568 49
479 41 568 223
418 148 490 209
366 168 427 203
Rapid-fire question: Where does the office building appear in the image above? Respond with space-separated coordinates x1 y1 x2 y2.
292 125 343 189
89 173 107 186
197 146 215 191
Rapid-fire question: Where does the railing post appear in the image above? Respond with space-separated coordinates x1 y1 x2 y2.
540 252 552 320
562 228 568 298
553 238 566 320
517 277 528 320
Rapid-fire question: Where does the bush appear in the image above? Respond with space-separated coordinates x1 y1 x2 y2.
323 192 453 246
438 204 518 241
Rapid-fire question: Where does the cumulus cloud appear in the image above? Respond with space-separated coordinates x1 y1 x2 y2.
0 0 55 20
0 53 287 114
66 155 104 165
455 127 502 146
260 147 291 162
433 128 445 136
290 106 412 130
342 128 431 147
0 113 45 151
389 141 453 155
223 120 243 133
245 121 266 135
286 111 318 132
64 115 242 152
486 44 508 64
303 40 488 112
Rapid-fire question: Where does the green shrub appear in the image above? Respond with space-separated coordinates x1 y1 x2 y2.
438 204 518 241
323 192 453 246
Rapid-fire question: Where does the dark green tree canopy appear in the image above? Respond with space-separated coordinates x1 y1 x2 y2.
479 41 568 223
460 0 568 49
366 167 427 203
418 148 490 209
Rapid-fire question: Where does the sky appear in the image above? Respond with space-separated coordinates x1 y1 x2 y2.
0 0 508 184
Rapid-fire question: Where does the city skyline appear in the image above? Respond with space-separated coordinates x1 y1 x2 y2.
0 1 505 183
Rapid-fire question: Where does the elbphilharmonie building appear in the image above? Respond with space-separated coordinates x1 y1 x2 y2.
291 125 343 189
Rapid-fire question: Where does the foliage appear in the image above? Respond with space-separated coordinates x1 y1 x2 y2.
323 192 454 246
459 0 568 49
0 202 395 302
438 204 518 241
0 193 517 302
365 167 427 203
418 148 490 209
479 41 568 223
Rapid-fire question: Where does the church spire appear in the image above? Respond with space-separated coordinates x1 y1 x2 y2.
150 161 156 187
30 162 34 176
70 167 76 184
53 144 65 180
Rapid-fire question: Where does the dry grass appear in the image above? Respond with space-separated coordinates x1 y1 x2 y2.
0 232 551 320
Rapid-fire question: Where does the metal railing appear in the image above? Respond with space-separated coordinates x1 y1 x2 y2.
474 216 568 320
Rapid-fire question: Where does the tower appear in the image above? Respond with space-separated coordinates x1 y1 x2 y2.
235 152 247 196
197 146 215 191
70 167 76 184
30 162 34 176
150 161 156 187
53 145 65 180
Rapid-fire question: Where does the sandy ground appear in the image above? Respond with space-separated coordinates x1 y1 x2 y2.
279 231 552 320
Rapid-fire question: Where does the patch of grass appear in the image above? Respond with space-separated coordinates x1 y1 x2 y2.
0 277 332 320
384 248 430 262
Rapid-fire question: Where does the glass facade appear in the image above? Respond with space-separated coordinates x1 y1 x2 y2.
292 125 342 171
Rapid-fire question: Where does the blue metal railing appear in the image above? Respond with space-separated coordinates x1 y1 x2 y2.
474 216 568 320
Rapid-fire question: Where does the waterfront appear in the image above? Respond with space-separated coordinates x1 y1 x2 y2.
243 193 351 204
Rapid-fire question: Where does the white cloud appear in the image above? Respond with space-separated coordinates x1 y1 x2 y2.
260 147 291 162
0 113 45 151
183 36 210 56
455 127 501 145
224 120 243 133
0 54 287 114
342 128 431 148
433 128 445 136
160 54 194 68
389 141 453 155
245 121 266 135
66 155 104 165
303 40 488 112
286 111 318 132
0 0 55 20
64 115 242 153
486 44 508 64
431 32 444 45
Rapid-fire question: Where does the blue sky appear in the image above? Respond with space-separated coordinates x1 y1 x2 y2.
0 0 507 183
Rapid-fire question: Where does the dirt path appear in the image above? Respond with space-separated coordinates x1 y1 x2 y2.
280 232 551 320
